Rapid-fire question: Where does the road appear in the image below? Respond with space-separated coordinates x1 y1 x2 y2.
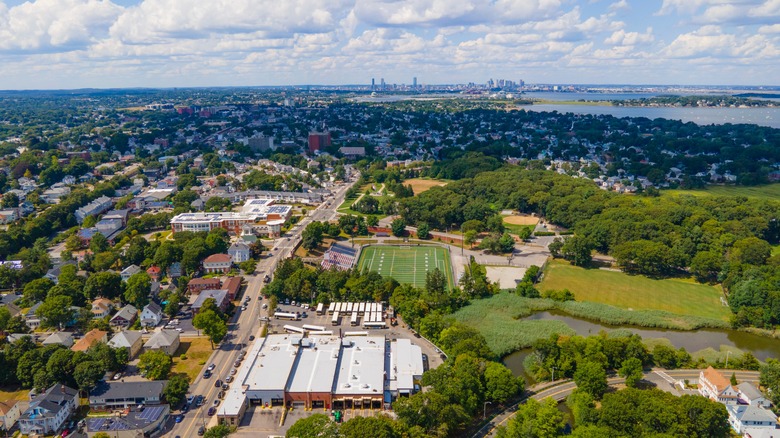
167 181 355 438
474 369 761 438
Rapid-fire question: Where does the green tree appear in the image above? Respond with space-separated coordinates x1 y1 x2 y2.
499 398 565 438
561 235 593 267
74 360 106 393
239 259 257 274
0 306 10 331
124 271 151 308
574 361 608 400
153 241 181 272
193 309 228 348
416 222 430 239
484 361 524 404
464 230 478 248
93 433 112 438
690 250 723 283
302 221 325 251
498 233 515 253
203 424 232 438
89 232 110 253
678 394 731 438
1 192 19 208
23 277 55 304
618 357 644 388
760 359 780 406
65 233 83 252
340 415 400 438
729 236 772 266
164 374 190 406
84 271 124 300
138 350 173 380
37 295 74 329
391 218 406 237
286 414 340 438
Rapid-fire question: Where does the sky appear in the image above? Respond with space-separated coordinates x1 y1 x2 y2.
0 0 779 89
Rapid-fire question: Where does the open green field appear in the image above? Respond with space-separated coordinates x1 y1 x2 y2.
539 260 730 321
357 244 453 289
172 337 214 382
665 184 780 201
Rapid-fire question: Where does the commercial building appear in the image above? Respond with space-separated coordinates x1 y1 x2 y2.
85 405 169 438
203 254 232 274
89 381 167 410
308 132 331 153
217 334 422 426
75 196 113 223
170 199 292 235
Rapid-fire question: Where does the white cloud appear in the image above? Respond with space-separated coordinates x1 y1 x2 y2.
608 0 629 12
605 27 654 46
0 0 122 51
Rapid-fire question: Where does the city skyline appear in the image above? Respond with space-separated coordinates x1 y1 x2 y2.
0 0 779 90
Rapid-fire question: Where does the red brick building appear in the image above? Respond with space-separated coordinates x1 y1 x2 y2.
188 278 222 294
308 132 331 153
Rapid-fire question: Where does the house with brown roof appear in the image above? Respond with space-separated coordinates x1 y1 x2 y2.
0 400 21 433
223 276 242 300
71 329 108 352
91 298 114 319
699 366 740 404
188 277 221 294
203 254 232 274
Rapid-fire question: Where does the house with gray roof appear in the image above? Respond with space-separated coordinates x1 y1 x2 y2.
739 382 772 408
727 404 778 435
141 302 163 327
108 330 144 359
42 332 74 348
120 264 142 282
228 241 251 263
192 289 228 314
109 304 137 328
89 381 167 409
18 384 78 435
24 301 42 329
143 330 180 356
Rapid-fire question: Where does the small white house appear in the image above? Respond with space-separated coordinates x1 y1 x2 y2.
739 382 772 408
141 302 164 327
727 404 778 435
228 242 251 264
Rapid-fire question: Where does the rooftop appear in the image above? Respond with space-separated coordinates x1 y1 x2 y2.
89 380 167 402
204 253 232 264
244 334 299 391
333 337 385 396
287 336 341 394
71 329 108 352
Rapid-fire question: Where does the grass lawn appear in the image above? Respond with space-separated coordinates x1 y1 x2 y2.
172 337 214 382
0 386 30 402
539 260 730 321
404 178 451 195
665 184 780 201
357 244 454 289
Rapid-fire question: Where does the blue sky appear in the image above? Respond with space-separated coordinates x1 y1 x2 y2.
0 0 778 89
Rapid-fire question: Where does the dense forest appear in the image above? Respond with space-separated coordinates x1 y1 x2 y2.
399 165 780 329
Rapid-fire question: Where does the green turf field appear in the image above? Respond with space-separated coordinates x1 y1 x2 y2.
357 245 453 289
539 260 730 321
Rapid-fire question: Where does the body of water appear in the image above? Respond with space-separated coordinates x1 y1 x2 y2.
503 311 780 379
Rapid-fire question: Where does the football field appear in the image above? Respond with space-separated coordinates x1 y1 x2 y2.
357 245 454 289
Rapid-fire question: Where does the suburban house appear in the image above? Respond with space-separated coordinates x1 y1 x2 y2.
143 330 180 355
203 254 232 274
192 289 229 314
42 332 75 348
108 330 144 360
24 302 42 329
109 304 138 328
18 384 78 435
228 242 251 264
120 264 142 282
89 381 167 409
141 302 164 327
0 400 21 433
71 329 108 352
147 266 162 282
167 262 183 279
44 260 77 283
727 404 778 435
91 298 114 319
739 382 772 408
699 366 740 404
188 277 221 294
223 276 242 300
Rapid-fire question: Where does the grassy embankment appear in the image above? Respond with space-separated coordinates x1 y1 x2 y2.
539 260 730 322
665 183 780 201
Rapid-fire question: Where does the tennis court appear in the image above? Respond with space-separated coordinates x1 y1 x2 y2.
357 245 454 289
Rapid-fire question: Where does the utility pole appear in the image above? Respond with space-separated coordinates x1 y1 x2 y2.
483 401 492 420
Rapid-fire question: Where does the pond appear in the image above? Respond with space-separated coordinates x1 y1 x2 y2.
503 311 780 380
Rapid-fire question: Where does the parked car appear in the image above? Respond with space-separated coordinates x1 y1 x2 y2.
230 368 237 375
112 372 122 380
222 383 229 390
207 363 216 371
262 303 268 309
213 399 220 406
207 407 216 416
218 390 225 399
195 395 204 407
249 335 256 341
186 395 195 405
214 379 222 388
203 370 211 379
233 360 241 367
225 376 234 383
198 426 205 436
174 415 184 423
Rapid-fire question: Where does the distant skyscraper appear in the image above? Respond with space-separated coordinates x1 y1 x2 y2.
413 77 417 88
380 78 385 90
371 78 375 90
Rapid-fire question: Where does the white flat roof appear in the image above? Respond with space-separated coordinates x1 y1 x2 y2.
334 336 385 397
244 334 300 391
392 339 424 392
286 337 341 394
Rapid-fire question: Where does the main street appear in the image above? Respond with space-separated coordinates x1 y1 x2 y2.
168 180 355 438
